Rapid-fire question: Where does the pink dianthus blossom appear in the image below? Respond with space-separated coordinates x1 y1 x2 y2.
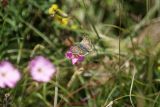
28 56 56 82
0 61 21 88
65 50 84 64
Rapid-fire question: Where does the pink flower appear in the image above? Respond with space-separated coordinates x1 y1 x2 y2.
65 51 84 64
28 56 56 82
0 61 21 88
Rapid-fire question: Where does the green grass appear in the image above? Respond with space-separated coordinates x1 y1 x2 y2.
0 0 160 107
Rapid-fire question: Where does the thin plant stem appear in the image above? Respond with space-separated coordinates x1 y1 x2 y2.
129 67 136 107
54 70 59 107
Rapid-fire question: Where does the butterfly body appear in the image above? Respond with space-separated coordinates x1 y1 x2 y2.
70 37 93 56
79 44 90 52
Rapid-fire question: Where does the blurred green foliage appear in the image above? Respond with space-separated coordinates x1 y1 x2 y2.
0 0 160 107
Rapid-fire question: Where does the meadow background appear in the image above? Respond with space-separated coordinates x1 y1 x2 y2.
0 0 160 107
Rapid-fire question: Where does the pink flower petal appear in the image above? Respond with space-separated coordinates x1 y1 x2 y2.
0 80 5 88
72 58 78 64
65 49 86 64
28 56 56 83
5 81 16 88
0 61 21 88
78 55 84 62
65 51 73 59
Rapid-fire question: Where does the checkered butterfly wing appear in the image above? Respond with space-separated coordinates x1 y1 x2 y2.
70 37 93 56
70 45 87 55
80 37 93 52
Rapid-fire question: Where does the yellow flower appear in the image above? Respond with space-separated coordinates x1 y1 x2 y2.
48 4 69 26
61 18 69 25
54 15 69 25
48 4 58 15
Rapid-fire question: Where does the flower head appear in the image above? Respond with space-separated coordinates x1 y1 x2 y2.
0 61 21 88
48 4 58 15
48 4 69 26
61 18 69 25
54 15 69 25
65 50 84 64
28 56 56 82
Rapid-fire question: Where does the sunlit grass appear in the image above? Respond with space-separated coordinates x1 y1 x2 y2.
0 0 160 107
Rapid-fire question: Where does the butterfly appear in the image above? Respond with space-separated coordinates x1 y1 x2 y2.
70 37 93 56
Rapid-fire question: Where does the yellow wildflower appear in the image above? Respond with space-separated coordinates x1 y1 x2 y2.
48 4 69 26
61 18 69 25
48 4 58 15
54 15 69 25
